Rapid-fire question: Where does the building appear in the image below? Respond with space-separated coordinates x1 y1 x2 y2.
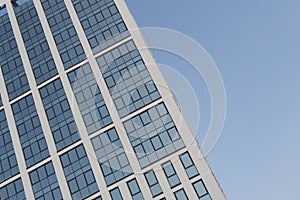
0 0 226 199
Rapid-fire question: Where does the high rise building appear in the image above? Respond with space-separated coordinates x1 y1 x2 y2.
0 0 226 199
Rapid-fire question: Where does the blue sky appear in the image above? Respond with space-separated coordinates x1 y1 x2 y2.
126 0 300 199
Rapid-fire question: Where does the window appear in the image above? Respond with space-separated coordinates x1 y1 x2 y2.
68 63 112 134
41 0 86 69
97 40 161 118
29 162 62 199
72 0 129 54
12 94 50 168
180 152 199 179
60 144 99 199
124 103 185 168
40 78 80 151
144 170 163 197
174 188 188 200
91 128 132 186
15 0 58 85
193 180 211 200
110 187 123 200
162 161 181 188
0 16 29 100
0 178 26 199
127 178 144 200
0 110 19 183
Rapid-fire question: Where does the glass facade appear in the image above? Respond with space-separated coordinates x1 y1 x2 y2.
0 0 221 199
41 0 86 70
97 40 161 118
0 178 26 200
72 0 129 54
15 1 58 85
60 144 99 199
0 14 30 100
0 110 19 183
68 63 112 134
12 94 49 168
29 161 62 199
124 103 185 168
40 79 80 151
91 128 132 186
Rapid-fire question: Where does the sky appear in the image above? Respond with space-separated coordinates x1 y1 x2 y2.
126 0 300 199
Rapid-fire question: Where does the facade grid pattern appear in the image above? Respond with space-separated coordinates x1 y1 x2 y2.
40 78 80 151
0 0 224 200
68 63 112 134
12 94 49 168
15 1 58 85
0 14 30 100
41 0 86 70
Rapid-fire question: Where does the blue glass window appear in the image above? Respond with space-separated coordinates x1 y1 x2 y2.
97 40 161 118
68 63 112 134
124 103 185 168
162 161 181 188
110 187 123 200
0 110 19 183
144 170 163 198
0 178 26 200
12 94 50 168
0 14 30 100
91 128 132 186
60 144 99 199
174 189 188 200
127 178 144 200
180 152 199 179
193 180 211 200
39 79 80 151
41 0 86 70
29 161 62 200
72 0 130 54
15 1 58 85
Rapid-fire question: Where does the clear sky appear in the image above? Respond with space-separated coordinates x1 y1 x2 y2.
126 0 300 199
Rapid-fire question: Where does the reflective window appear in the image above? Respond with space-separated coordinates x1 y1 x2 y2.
174 189 188 200
12 94 50 168
40 79 80 151
124 103 185 168
68 63 112 134
41 0 86 70
91 128 132 186
162 161 181 188
127 178 144 200
0 110 19 183
0 178 26 200
15 1 58 85
144 170 163 198
97 40 161 118
29 161 62 200
60 144 99 199
72 0 129 54
110 187 123 200
0 15 30 100
193 180 211 200
180 152 199 179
